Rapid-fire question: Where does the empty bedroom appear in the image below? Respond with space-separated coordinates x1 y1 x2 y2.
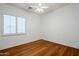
0 3 79 56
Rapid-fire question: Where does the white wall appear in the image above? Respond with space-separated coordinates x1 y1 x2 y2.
0 4 40 50
41 4 79 49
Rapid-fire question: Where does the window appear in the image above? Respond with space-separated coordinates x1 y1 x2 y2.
3 15 26 35
17 17 25 33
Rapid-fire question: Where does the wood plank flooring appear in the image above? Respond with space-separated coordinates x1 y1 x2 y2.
0 39 79 56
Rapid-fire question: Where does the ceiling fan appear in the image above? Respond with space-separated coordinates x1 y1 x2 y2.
31 3 48 13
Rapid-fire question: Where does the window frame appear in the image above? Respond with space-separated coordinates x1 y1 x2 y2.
2 14 26 36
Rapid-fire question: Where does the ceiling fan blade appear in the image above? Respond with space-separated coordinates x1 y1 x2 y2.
41 6 48 9
30 6 38 9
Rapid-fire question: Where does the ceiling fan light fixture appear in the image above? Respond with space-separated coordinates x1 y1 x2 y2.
31 3 48 13
35 8 44 13
38 3 42 6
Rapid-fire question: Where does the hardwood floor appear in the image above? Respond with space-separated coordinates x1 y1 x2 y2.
0 39 79 56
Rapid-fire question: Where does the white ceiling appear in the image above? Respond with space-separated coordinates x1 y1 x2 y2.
8 3 70 15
